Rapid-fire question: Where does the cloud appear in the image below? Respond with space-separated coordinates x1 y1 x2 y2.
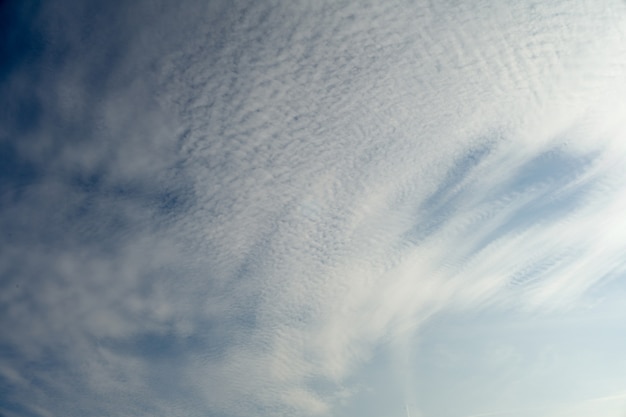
1 0 626 416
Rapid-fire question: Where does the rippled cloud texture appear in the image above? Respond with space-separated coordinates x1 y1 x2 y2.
1 1 626 416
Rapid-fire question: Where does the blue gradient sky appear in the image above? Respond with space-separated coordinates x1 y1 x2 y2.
1 1 626 416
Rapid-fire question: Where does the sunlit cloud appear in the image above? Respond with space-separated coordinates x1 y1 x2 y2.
1 1 626 417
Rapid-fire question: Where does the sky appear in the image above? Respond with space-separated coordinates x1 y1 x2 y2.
1 0 626 416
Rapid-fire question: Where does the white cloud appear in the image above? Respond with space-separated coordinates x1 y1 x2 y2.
1 0 626 417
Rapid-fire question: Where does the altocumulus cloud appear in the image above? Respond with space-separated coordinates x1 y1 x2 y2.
1 0 626 416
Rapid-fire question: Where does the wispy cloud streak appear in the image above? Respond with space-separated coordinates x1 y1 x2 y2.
1 0 626 416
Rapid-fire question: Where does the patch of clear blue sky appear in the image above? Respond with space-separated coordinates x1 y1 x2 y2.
405 141 599 247
332 275 626 417
403 141 496 245
419 288 626 417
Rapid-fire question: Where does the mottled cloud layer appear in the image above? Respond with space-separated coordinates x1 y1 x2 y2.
1 0 626 416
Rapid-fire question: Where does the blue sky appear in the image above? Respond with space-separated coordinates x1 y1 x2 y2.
1 1 626 416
